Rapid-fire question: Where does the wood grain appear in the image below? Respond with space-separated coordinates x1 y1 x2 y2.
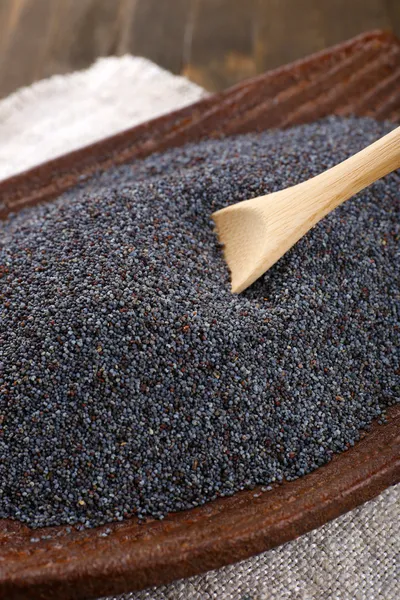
387 0 400 36
0 0 399 98
182 0 258 90
320 0 391 46
123 0 191 73
254 0 326 72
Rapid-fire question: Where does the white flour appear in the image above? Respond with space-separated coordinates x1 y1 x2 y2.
0 55 207 181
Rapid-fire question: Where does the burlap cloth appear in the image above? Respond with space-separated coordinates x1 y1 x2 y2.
0 57 398 600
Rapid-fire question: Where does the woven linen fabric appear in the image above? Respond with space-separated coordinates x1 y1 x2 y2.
0 55 207 181
104 485 399 600
0 56 398 600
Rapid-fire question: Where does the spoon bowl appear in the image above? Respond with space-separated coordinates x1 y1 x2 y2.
213 126 400 293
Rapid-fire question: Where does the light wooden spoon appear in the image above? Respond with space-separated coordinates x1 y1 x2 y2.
212 126 400 293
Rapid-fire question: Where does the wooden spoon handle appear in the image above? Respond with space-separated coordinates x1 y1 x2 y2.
296 126 400 217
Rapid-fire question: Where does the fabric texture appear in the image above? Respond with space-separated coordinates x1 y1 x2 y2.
106 485 399 600
0 56 398 600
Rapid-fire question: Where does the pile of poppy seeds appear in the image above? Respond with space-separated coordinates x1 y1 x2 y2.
0 116 399 529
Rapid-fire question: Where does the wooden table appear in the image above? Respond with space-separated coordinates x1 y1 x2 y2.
0 0 399 97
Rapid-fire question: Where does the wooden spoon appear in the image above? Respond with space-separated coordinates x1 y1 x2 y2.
212 126 400 293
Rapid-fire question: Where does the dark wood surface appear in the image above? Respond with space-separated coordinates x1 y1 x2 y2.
0 0 400 98
0 31 399 599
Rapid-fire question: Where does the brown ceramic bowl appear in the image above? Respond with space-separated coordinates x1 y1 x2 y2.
1 30 399 600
